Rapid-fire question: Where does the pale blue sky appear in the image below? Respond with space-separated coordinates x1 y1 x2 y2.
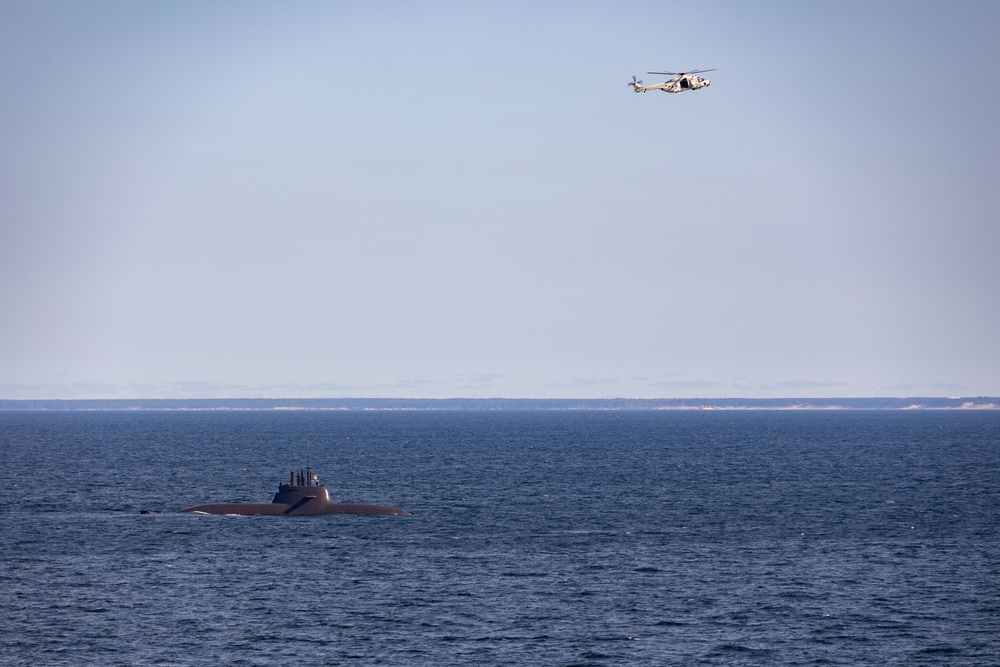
2 1 998 400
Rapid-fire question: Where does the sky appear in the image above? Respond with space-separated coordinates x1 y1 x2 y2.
2 1 999 400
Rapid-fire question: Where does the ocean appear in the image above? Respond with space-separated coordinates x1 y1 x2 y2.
1 410 998 666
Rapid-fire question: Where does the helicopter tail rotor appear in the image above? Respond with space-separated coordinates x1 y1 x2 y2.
628 75 644 92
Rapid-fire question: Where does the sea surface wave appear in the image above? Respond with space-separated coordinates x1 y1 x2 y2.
2 410 998 665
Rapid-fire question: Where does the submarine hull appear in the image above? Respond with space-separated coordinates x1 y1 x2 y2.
179 469 409 516
180 501 408 516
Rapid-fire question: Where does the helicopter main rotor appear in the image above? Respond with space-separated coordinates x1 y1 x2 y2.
647 69 716 76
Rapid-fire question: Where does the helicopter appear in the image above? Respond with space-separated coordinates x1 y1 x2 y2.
628 69 715 94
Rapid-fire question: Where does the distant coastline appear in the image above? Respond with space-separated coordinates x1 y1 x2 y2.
1 397 998 411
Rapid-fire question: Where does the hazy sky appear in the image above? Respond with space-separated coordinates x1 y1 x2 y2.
2 1 998 400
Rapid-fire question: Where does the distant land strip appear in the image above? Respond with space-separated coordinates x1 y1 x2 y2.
1 398 999 411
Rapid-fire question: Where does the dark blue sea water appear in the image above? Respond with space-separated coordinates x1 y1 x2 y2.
1 410 998 666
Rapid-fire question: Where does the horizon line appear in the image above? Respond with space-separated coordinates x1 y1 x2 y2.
2 396 999 411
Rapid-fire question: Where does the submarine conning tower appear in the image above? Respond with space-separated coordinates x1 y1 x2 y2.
271 466 333 505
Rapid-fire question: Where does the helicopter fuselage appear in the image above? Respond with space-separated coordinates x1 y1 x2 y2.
631 74 711 93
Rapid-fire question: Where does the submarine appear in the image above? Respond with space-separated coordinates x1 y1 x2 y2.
179 468 409 516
